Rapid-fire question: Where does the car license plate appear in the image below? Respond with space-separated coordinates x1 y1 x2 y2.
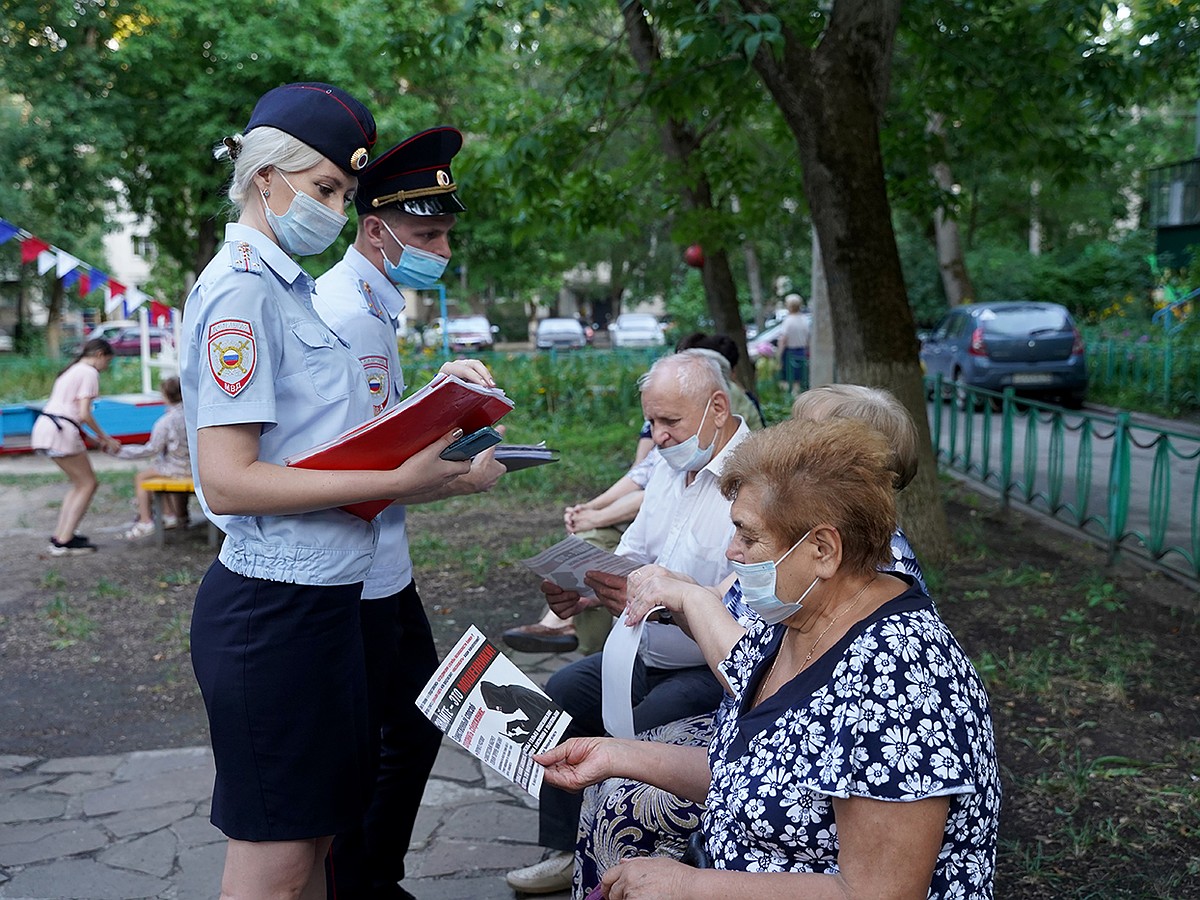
1011 373 1054 385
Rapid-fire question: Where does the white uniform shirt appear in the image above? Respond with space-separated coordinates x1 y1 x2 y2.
180 223 378 585
616 418 751 668
313 245 413 599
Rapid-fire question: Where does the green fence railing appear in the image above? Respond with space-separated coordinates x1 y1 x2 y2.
1084 335 1200 410
928 375 1200 585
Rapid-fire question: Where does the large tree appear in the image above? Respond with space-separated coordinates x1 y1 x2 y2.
705 0 951 559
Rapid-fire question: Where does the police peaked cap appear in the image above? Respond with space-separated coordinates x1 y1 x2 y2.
354 126 467 217
246 82 376 174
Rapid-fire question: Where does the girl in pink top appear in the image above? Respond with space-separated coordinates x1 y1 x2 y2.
30 338 121 554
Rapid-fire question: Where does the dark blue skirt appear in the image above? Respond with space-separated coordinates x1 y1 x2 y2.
191 561 370 841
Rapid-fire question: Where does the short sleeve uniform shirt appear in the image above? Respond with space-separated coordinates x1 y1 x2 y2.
313 246 412 598
180 223 377 586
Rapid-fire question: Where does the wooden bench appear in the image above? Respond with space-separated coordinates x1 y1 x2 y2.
139 477 221 548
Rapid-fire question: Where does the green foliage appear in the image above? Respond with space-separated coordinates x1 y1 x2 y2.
44 594 96 649
0 354 145 403
959 231 1155 321
1078 571 1126 612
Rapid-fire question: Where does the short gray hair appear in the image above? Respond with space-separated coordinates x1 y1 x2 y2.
214 126 325 210
638 348 730 402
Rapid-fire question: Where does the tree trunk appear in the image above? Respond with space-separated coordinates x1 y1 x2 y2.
46 276 64 359
743 239 766 340
809 227 834 388
621 1 755 391
741 0 950 564
1029 180 1042 257
927 113 975 306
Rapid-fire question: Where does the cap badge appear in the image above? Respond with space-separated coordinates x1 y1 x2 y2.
351 148 369 171
436 170 451 187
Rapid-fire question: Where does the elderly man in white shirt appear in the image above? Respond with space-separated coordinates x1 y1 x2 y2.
506 349 750 894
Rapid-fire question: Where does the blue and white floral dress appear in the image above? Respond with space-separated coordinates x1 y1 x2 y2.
707 581 1000 896
573 534 935 898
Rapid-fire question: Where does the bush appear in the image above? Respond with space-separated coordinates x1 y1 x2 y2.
965 231 1154 322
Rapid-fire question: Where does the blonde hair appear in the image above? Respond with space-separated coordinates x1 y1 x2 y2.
791 384 919 490
719 418 895 577
214 126 325 210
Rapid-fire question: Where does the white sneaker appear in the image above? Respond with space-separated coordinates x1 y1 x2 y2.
123 520 155 540
505 851 573 894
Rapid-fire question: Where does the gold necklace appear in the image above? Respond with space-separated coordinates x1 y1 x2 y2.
801 574 875 668
756 574 877 705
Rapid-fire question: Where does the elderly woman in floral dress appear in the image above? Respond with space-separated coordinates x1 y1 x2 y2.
537 418 999 899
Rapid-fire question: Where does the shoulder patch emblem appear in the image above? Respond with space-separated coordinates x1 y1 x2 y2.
360 354 390 415
208 319 258 397
228 241 263 274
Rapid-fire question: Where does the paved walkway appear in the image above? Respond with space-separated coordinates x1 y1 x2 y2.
0 650 577 900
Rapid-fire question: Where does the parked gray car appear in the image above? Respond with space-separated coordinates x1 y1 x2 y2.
919 301 1088 407
535 318 587 350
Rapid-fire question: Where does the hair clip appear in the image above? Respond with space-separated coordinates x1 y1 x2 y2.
222 136 241 161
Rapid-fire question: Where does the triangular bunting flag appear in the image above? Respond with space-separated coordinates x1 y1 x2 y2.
56 250 81 279
78 272 92 296
88 268 108 292
104 286 125 315
108 279 126 299
125 286 148 311
37 250 56 276
20 236 50 264
62 269 81 289
0 219 18 245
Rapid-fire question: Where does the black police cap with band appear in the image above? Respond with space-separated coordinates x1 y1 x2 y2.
245 82 376 174
354 126 467 217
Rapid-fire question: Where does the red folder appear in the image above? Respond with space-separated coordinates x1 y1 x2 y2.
284 373 514 521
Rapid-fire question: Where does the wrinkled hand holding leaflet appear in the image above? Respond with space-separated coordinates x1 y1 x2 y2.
416 626 571 796
520 535 641 600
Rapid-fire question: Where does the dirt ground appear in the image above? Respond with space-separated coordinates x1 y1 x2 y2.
0 459 1196 897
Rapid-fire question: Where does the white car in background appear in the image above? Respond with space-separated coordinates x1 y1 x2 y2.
609 313 665 349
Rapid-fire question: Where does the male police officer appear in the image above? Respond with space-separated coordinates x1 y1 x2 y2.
314 127 504 900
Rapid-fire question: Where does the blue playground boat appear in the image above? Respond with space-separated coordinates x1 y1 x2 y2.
0 393 166 454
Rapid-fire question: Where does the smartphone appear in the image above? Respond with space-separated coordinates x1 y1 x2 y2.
440 426 503 461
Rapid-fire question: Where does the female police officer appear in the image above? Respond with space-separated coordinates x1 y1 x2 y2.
179 82 471 900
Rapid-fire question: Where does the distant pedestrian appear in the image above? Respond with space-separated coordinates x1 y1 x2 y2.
30 338 120 555
777 293 810 393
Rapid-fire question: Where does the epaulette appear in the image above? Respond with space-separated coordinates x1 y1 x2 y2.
358 279 389 324
228 241 263 275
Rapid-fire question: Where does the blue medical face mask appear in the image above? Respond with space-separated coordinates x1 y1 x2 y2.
732 529 819 625
380 219 449 289
262 170 348 257
657 397 715 472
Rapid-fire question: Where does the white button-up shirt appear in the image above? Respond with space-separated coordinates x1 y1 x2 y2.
616 417 750 668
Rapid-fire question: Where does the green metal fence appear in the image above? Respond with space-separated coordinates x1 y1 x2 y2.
928 375 1200 585
1085 335 1200 410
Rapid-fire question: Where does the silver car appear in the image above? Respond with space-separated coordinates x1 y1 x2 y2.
535 318 587 350
609 313 665 349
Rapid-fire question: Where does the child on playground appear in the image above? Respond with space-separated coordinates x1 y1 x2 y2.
108 376 190 538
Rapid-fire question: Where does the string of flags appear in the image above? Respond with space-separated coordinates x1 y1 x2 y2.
0 216 162 317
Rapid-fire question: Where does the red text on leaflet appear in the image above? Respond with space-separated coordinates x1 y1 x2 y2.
456 643 498 694
463 705 486 748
